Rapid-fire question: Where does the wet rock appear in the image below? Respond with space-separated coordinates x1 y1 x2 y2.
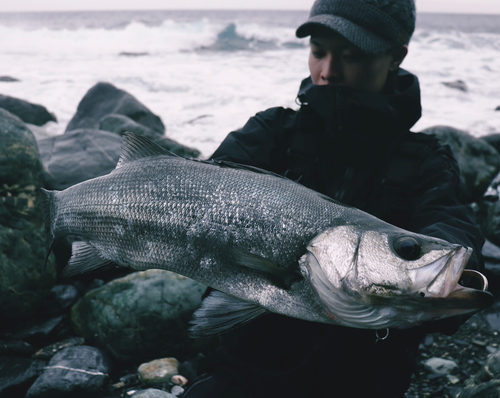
459 349 500 397
132 389 176 398
481 133 500 155
0 94 56 126
8 315 71 346
39 284 82 317
138 358 180 386
0 357 46 397
0 340 36 357
0 76 20 82
420 126 500 203
0 109 57 317
99 113 200 158
459 380 500 398
423 357 459 375
171 385 184 396
71 270 206 363
66 82 165 134
33 337 85 361
37 128 122 190
442 80 468 92
26 346 110 398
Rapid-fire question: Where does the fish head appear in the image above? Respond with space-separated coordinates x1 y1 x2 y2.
300 225 493 329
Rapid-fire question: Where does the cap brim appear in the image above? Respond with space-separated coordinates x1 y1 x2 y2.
296 15 394 54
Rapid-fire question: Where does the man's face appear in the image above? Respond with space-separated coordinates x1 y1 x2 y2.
308 30 404 94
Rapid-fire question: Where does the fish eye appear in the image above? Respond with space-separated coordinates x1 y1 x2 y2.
394 236 422 261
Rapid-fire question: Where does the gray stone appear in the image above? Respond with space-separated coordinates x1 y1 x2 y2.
99 114 200 158
0 357 46 396
71 270 207 363
37 129 122 190
442 80 468 92
66 82 165 134
422 357 458 375
458 380 500 397
0 109 57 317
0 94 56 126
475 349 500 382
0 76 20 82
26 345 110 398
420 126 500 203
132 389 176 398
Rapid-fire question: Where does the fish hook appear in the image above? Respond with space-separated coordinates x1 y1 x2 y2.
375 328 390 346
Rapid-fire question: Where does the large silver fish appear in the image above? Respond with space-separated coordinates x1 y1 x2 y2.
40 133 492 336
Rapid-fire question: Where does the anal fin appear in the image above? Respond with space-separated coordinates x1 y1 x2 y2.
62 241 119 278
189 291 269 338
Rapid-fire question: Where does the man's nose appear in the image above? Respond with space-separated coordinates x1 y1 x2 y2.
319 55 341 85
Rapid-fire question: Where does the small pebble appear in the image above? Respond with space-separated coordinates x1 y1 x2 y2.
171 375 188 386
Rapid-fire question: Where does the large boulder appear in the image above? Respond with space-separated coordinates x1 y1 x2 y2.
0 109 57 318
66 82 165 134
420 126 500 203
71 270 206 363
0 94 56 126
37 129 122 190
100 114 200 158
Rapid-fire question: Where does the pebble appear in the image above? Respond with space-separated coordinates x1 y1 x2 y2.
138 358 180 386
423 357 459 375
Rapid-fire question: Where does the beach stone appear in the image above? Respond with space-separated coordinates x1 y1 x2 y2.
422 357 458 375
0 340 36 357
477 200 500 248
442 80 468 92
459 380 500 398
482 133 500 154
475 349 500 382
138 358 180 386
71 269 207 363
132 389 176 398
0 94 56 126
99 113 200 158
66 82 165 134
0 357 46 397
39 284 82 317
37 128 122 190
421 126 500 203
0 108 57 318
8 315 70 346
495 106 500 112
33 337 85 361
0 76 20 82
26 345 110 398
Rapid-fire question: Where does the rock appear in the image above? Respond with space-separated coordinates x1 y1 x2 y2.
459 350 500 397
33 337 85 361
0 94 56 126
132 389 176 398
481 133 500 154
0 357 46 397
475 349 500 382
66 82 165 134
171 375 188 387
0 109 57 318
71 269 207 363
422 357 458 375
37 129 122 190
8 315 70 346
442 80 468 92
420 126 500 203
119 52 149 57
0 76 20 82
495 106 500 112
138 358 180 386
26 123 53 141
26 346 110 398
99 114 200 158
171 385 184 396
459 380 500 398
39 284 82 317
0 340 36 357
477 200 500 248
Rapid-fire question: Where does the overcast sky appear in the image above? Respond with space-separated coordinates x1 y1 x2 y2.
0 0 499 14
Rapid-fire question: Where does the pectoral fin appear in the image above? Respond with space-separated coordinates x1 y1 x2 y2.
62 241 119 277
189 291 269 338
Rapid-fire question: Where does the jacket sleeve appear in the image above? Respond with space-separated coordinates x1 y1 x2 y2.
210 107 294 169
409 143 485 273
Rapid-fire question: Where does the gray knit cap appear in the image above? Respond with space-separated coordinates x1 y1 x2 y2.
296 0 416 54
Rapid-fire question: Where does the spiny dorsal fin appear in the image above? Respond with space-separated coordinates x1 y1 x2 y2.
116 132 179 169
62 241 120 277
189 291 269 338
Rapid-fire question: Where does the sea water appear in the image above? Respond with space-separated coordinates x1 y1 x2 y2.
0 10 499 158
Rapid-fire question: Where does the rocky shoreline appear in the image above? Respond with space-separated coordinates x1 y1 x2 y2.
1 83 500 398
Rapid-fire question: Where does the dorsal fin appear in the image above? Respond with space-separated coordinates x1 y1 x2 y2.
116 132 179 168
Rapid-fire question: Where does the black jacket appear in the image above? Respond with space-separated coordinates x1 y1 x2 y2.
199 70 484 397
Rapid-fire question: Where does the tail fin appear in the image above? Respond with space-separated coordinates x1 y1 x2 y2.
38 188 57 267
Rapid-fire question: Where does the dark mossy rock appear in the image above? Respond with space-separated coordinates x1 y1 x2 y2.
100 114 200 158
0 94 56 126
420 126 500 203
0 109 45 226
481 133 500 155
37 129 122 190
26 346 110 398
71 270 206 363
66 82 165 134
0 221 57 318
0 357 46 397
